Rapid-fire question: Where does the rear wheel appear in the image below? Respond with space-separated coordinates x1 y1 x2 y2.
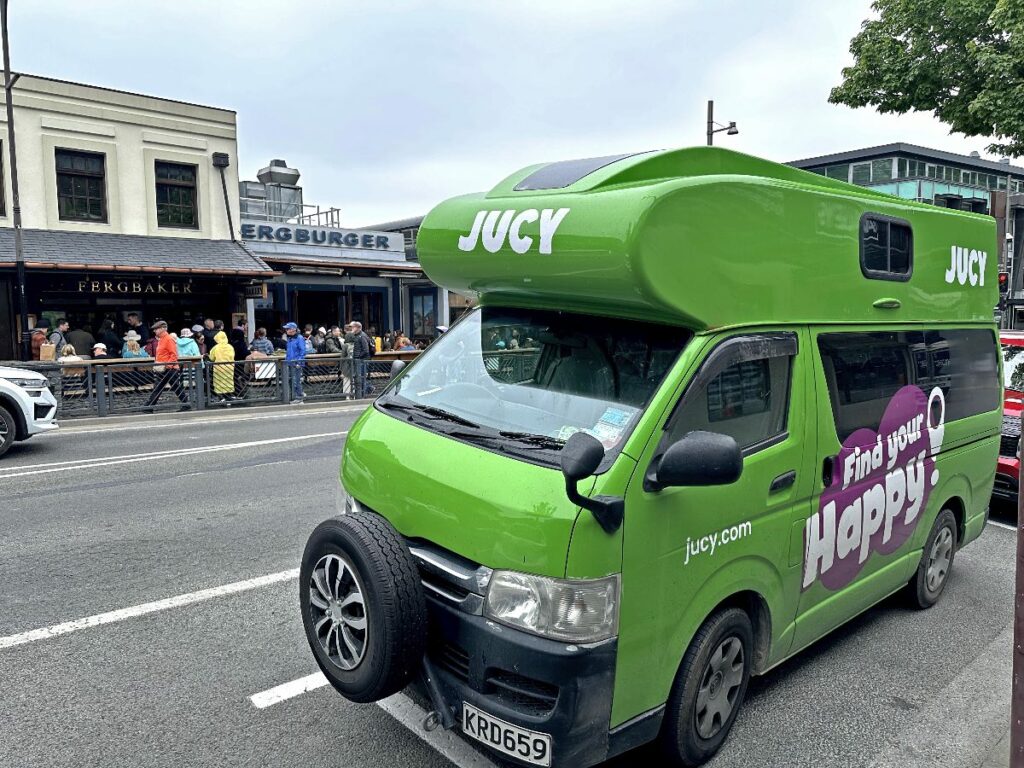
660 608 753 766
908 508 957 609
0 406 16 458
299 509 427 703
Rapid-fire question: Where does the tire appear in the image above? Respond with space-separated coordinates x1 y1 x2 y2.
299 509 427 703
907 508 957 610
0 406 16 459
660 608 753 766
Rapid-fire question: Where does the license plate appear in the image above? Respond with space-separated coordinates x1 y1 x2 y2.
461 701 552 766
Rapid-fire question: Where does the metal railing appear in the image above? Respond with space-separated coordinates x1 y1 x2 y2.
1 352 419 419
239 197 344 227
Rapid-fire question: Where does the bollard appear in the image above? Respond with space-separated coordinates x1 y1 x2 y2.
95 365 107 417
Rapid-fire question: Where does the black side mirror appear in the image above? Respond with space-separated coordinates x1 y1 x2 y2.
560 432 624 534
649 431 742 491
390 360 406 380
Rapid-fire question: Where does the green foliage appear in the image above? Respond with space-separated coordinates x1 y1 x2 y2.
831 0 1024 156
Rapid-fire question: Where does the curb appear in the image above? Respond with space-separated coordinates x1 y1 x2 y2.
58 398 374 429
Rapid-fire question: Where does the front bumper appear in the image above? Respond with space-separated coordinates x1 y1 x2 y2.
994 456 1019 500
405 541 618 767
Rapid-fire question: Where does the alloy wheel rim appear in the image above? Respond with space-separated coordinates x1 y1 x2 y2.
926 526 953 593
309 553 368 671
695 636 745 739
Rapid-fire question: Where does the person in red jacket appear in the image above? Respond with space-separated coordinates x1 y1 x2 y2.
143 320 190 411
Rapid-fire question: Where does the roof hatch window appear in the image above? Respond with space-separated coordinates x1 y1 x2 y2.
513 153 637 191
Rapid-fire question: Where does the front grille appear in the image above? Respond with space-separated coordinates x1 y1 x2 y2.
34 403 53 421
433 641 470 682
485 669 559 716
1001 415 1022 457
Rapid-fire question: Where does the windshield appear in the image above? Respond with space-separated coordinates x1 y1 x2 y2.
379 306 688 463
1004 343 1024 391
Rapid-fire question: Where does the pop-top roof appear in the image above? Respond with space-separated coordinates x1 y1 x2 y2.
417 146 997 330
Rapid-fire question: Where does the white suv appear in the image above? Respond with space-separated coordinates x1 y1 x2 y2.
0 366 58 458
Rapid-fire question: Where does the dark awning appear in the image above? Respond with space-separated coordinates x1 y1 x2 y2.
0 228 273 276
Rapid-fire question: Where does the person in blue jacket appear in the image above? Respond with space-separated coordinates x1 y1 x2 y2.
284 322 306 404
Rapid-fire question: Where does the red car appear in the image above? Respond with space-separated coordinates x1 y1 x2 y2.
995 331 1024 502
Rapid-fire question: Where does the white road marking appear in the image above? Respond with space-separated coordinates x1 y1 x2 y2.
248 673 498 768
987 519 1017 531
0 568 300 650
49 405 364 436
0 432 344 479
250 672 330 709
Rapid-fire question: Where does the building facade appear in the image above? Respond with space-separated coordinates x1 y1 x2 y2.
0 74 269 358
240 163 447 340
790 142 1024 326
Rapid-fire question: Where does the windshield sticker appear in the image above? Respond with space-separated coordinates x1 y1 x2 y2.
684 522 753 566
598 407 633 428
457 208 570 255
591 421 624 448
803 385 946 591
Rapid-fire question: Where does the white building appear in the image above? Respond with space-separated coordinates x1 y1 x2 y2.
0 74 270 358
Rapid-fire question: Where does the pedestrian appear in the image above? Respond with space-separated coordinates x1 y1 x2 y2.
201 318 217 352
271 328 288 351
284 321 306 403
348 320 373 397
125 312 150 343
250 327 274 356
49 319 70 354
208 330 235 403
324 325 345 354
121 331 149 358
67 324 96 356
177 328 201 358
143 329 160 358
187 325 205 356
313 326 327 353
144 320 190 412
97 319 122 357
229 328 250 396
91 342 110 359
57 344 83 363
30 319 50 361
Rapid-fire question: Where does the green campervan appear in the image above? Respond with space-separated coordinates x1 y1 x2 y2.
299 147 1001 767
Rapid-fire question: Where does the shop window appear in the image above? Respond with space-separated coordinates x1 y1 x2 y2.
56 148 107 222
410 287 437 337
818 330 999 442
860 215 912 281
155 161 198 228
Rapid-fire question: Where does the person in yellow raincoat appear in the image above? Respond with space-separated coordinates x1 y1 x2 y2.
208 331 235 403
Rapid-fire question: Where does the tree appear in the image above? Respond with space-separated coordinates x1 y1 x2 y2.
830 0 1024 156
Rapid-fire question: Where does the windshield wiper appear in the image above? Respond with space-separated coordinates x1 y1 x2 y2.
499 431 566 450
378 400 481 429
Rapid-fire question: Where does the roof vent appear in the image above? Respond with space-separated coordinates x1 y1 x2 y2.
970 151 981 158
1000 157 1012 165
257 159 300 186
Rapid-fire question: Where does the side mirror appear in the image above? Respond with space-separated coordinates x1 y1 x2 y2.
390 360 406 380
559 432 624 535
650 431 742 490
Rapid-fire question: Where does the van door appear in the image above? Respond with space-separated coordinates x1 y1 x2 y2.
793 328 929 651
612 329 816 726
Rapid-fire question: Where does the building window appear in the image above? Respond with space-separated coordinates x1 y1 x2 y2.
0 140 6 216
871 159 893 182
860 214 912 281
409 287 437 337
56 148 107 222
825 164 849 181
155 161 199 228
851 163 872 185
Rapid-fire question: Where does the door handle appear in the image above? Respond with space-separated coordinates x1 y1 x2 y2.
769 470 797 493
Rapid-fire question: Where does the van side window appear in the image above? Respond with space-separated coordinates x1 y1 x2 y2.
861 215 912 281
670 354 792 451
818 329 999 442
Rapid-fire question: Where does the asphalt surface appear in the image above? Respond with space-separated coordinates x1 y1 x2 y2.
0 404 1016 768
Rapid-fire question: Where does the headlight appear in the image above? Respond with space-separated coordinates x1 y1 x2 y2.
484 571 619 643
4 377 45 390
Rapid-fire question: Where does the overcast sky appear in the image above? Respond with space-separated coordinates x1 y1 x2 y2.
14 0 994 227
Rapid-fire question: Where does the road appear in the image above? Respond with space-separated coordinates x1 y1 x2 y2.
0 404 1015 768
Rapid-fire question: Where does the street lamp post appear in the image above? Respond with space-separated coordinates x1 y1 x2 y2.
706 100 739 146
0 0 27 360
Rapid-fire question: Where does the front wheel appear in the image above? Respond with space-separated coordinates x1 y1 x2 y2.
299 510 427 703
0 406 16 458
660 608 753 766
907 508 957 609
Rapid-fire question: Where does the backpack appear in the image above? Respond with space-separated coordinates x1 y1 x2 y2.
363 332 376 357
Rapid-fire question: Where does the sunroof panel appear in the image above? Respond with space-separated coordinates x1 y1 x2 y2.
513 153 638 191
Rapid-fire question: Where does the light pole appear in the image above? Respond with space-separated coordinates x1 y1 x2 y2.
706 100 739 146
0 0 26 360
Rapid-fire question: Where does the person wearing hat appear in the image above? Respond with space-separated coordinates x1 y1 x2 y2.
91 342 110 360
143 320 190 411
283 321 306 404
121 330 149 359
190 324 207 356
177 328 201 359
